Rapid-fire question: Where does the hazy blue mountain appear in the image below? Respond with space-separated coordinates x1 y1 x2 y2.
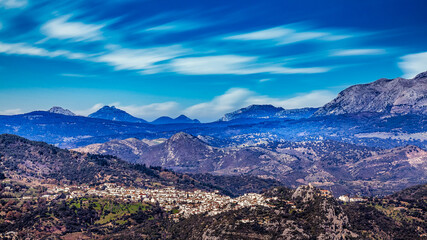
89 105 147 123
152 115 200 124
315 71 427 116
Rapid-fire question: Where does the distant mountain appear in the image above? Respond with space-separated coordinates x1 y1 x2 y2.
75 132 427 196
89 105 147 123
152 115 200 124
220 104 284 121
220 104 318 121
315 71 427 116
48 106 76 116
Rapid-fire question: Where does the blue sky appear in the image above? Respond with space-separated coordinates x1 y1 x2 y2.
0 0 426 121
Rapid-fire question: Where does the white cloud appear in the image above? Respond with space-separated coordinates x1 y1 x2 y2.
224 25 351 45
398 51 427 78
97 45 187 73
0 0 27 9
0 108 23 115
183 88 336 121
117 102 181 121
0 41 89 60
41 15 104 42
171 55 329 75
74 103 105 116
331 48 386 56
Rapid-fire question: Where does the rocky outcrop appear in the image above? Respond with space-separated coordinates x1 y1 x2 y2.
48 106 75 116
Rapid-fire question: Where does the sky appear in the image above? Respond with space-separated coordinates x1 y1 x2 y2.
0 0 426 121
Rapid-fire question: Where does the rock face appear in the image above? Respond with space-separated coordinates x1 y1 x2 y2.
151 115 200 124
48 106 76 116
88 106 147 123
315 71 427 116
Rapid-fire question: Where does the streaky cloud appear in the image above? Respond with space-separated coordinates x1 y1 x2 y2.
331 49 386 56
171 55 329 75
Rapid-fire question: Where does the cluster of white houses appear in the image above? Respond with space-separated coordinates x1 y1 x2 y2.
43 183 272 219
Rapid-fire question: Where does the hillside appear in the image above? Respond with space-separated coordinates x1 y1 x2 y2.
0 134 281 196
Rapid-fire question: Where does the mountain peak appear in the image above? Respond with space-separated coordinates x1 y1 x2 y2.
169 132 195 141
48 106 76 116
414 71 427 79
88 105 147 123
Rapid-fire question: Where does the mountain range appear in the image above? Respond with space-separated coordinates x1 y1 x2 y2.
75 132 427 196
0 72 425 150
1 134 424 240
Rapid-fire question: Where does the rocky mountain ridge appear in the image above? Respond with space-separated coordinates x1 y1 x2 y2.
315 71 427 116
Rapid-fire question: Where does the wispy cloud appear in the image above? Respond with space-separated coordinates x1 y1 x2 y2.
171 55 329 75
398 51 427 78
144 20 204 32
0 41 89 59
97 45 187 74
183 88 335 121
41 15 105 42
331 48 386 56
0 108 23 115
224 25 351 45
0 0 27 9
